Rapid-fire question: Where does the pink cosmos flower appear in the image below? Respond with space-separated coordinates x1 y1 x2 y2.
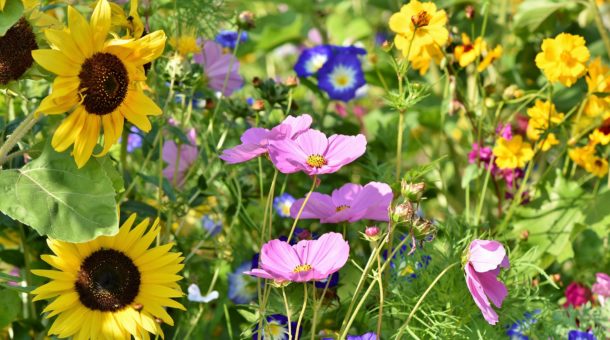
592 273 610 305
219 114 313 164
194 40 243 96
163 128 198 186
465 239 510 325
245 232 349 282
564 282 592 308
269 129 366 175
290 182 393 223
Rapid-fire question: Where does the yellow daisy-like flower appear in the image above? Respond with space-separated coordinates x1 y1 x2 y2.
526 100 564 151
590 124 610 145
535 33 590 87
454 33 483 67
568 143 596 168
584 155 609 178
493 135 534 169
32 0 166 168
31 214 185 340
477 45 503 72
389 0 448 60
584 58 610 118
170 33 200 56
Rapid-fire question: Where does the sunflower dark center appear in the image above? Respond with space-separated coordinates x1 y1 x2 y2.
78 52 129 115
75 249 141 312
0 18 38 85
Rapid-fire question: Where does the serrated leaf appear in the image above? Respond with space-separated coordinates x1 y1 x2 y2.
0 143 118 242
0 0 23 36
0 288 20 328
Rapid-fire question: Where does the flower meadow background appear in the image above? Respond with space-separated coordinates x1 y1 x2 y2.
0 0 610 338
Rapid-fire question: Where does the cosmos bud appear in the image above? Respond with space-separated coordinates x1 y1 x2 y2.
465 5 475 20
364 226 381 241
285 75 299 87
392 202 415 223
251 99 265 111
237 11 255 30
401 181 425 201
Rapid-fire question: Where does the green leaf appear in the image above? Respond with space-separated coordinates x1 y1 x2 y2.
0 288 20 328
0 0 24 36
254 11 303 52
513 0 575 31
461 164 483 189
584 190 610 238
98 156 124 193
0 143 119 242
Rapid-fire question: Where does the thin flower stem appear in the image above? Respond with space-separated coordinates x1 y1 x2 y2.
396 110 405 180
311 275 333 338
287 175 317 241
590 0 610 59
310 282 317 340
375 243 384 338
295 283 308 339
282 287 292 340
395 262 459 339
0 111 38 166
474 155 495 225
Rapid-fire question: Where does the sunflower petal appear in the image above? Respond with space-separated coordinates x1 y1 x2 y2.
52 108 87 152
32 50 80 76
43 29 85 64
67 6 94 57
90 0 111 47
73 114 101 168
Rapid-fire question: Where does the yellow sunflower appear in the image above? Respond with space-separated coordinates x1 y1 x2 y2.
31 214 185 340
32 0 166 167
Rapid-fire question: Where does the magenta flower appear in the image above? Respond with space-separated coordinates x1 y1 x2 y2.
563 282 592 308
269 129 366 175
219 114 312 164
194 40 243 96
468 143 493 166
465 239 509 325
245 232 349 282
290 182 392 223
496 123 513 140
163 128 198 186
592 273 610 305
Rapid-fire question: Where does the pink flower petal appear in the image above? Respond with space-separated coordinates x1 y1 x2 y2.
465 264 499 325
469 240 508 273
324 134 367 169
290 193 335 220
296 129 328 156
268 138 309 174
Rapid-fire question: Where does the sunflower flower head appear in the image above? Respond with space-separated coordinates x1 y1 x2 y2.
0 17 38 85
389 0 448 60
492 135 534 170
31 214 185 339
32 0 166 167
535 33 590 87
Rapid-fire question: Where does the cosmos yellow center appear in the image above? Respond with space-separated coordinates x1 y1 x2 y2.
306 154 327 168
79 52 129 115
336 205 350 212
411 11 431 28
75 249 141 312
0 18 38 85
293 264 312 273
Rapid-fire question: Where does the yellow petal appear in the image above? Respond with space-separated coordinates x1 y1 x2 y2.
52 108 87 152
32 50 80 76
121 106 152 132
67 6 94 57
91 0 111 47
95 111 124 157
44 29 86 64
73 114 101 168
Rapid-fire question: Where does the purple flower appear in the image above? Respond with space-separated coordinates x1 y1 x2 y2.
505 309 540 339
468 143 493 165
194 40 243 96
465 239 510 325
563 282 592 308
347 333 377 340
290 182 393 223
496 123 513 140
201 215 222 237
162 128 198 186
219 114 312 164
268 129 366 175
215 30 247 49
317 51 366 101
500 168 524 188
592 273 610 305
126 126 143 153
314 272 339 289
568 330 597 340
294 45 333 77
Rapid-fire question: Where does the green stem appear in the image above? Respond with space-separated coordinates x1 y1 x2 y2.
396 110 405 180
375 244 384 338
590 0 610 58
287 175 317 241
282 287 292 340
474 155 495 225
395 262 459 339
295 283 308 339
0 111 38 166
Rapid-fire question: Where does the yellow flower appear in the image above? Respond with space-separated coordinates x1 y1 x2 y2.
454 34 483 67
589 125 610 145
389 0 448 60
526 100 564 150
170 34 200 56
31 214 185 339
584 155 608 178
568 143 595 167
109 0 144 38
493 135 534 169
410 44 443 75
478 45 503 72
584 58 610 118
32 0 166 167
535 33 590 87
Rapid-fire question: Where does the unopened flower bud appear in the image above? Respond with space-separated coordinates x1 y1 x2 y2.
520 230 529 241
364 226 381 242
237 11 256 30
412 218 436 239
392 202 414 223
484 97 496 109
252 99 265 111
401 181 425 201
465 5 475 20
552 274 561 283
252 77 262 87
285 75 298 87
381 40 391 52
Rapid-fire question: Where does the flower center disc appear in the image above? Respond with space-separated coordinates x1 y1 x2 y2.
75 249 141 312
79 53 129 115
336 205 350 212
0 18 38 85
411 11 431 28
293 264 312 273
306 154 327 168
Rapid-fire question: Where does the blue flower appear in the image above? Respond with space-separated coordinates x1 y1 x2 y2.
201 215 222 237
228 257 258 304
315 272 339 289
252 314 301 340
126 126 143 153
215 30 248 49
317 52 366 101
568 330 597 340
274 193 295 218
347 333 377 340
505 309 540 339
294 45 332 77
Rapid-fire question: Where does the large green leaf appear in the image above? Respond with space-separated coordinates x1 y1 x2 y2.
513 0 578 32
0 0 24 36
0 144 119 242
0 288 20 328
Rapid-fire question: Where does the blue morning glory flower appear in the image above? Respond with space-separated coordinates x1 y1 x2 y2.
347 333 377 340
568 330 597 340
126 126 143 153
273 193 295 218
315 272 339 289
252 314 301 340
294 45 333 77
215 30 248 49
317 52 366 101
201 215 222 237
228 257 258 304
